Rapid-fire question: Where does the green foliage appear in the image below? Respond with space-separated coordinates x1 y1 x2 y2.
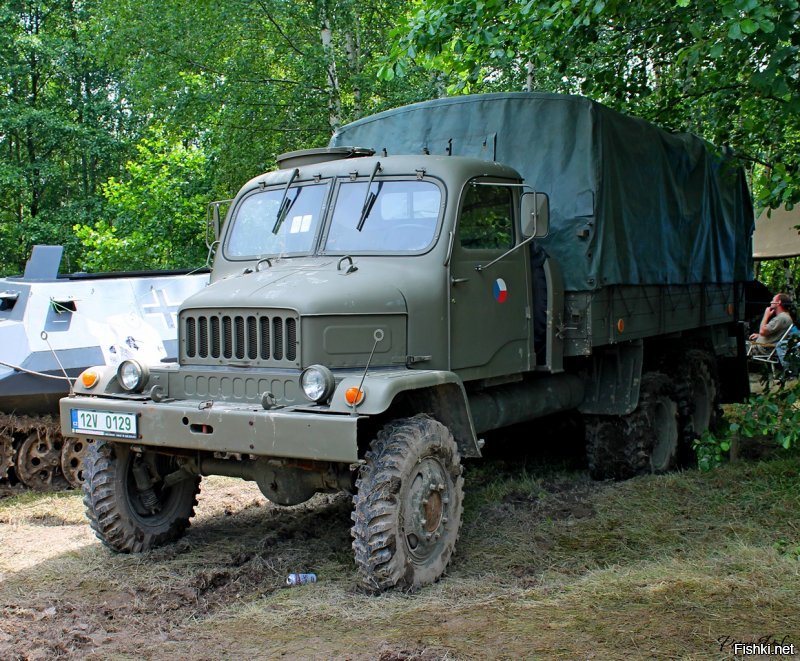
384 0 800 208
3 0 795 271
0 0 131 274
1 0 440 273
695 378 800 470
694 428 732 471
74 128 210 271
773 537 800 560
757 256 800 298
95 0 441 194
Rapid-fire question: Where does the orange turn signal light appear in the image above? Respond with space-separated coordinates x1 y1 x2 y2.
81 369 99 389
344 387 365 406
617 318 625 333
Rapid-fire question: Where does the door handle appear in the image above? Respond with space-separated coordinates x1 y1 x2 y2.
451 277 470 285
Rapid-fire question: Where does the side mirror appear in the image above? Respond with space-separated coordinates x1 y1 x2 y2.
521 192 549 238
206 200 232 248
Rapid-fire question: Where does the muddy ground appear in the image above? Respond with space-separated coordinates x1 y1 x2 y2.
1 429 798 660
0 457 599 659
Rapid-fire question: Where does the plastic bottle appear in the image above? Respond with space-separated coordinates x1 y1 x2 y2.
286 573 317 586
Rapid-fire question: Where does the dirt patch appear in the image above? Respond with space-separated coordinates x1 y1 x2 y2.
0 459 798 659
376 645 452 660
498 478 597 520
0 478 359 660
1 472 600 658
0 524 92 576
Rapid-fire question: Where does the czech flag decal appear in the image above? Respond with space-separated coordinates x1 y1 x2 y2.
493 278 508 303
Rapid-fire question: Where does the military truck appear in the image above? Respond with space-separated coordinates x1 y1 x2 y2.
0 245 208 491
60 93 753 591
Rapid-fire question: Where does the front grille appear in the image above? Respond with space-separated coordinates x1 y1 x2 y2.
182 309 299 366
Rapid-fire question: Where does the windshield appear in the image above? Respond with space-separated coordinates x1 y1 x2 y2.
225 182 329 258
324 180 441 253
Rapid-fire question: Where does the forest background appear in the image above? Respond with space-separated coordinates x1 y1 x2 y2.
1 0 798 288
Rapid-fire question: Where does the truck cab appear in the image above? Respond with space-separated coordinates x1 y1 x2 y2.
61 148 559 591
204 150 550 380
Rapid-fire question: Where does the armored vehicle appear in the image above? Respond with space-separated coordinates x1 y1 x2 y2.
0 245 208 491
61 93 753 590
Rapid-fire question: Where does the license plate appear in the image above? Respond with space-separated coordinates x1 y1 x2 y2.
71 409 138 439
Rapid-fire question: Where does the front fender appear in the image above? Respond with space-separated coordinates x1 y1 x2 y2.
330 369 482 458
328 369 457 414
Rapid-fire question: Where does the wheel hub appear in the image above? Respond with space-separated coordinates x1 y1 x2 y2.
423 490 443 533
15 431 69 491
403 457 451 562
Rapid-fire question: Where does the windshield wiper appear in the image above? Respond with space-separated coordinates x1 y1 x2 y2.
356 161 382 232
272 168 300 234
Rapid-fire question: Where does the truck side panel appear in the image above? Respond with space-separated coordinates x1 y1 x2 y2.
562 283 741 356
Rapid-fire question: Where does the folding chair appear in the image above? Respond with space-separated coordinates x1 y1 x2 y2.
775 325 800 377
748 324 800 377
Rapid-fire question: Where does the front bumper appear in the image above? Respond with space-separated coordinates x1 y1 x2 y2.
60 395 360 463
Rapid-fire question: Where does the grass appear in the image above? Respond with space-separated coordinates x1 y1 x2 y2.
0 488 86 525
181 453 800 658
1 451 799 659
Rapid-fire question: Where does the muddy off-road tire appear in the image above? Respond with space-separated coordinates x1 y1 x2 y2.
351 414 464 592
586 372 680 480
585 416 627 480
82 441 200 553
670 349 720 444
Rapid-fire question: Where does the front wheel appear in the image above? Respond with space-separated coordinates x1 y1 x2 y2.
351 415 464 592
82 441 200 553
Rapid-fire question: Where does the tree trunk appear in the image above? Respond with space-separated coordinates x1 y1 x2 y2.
319 6 341 132
26 6 42 219
344 24 361 118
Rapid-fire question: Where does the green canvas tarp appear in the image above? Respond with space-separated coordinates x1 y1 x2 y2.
330 93 754 292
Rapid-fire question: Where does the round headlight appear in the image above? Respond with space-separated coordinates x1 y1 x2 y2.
117 360 148 392
300 365 335 402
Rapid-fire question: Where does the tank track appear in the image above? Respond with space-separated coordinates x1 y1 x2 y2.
0 413 90 495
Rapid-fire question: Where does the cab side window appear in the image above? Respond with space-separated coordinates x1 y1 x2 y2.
458 184 514 249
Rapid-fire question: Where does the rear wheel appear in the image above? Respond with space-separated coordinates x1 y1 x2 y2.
663 349 721 466
625 372 680 475
82 441 200 553
676 350 719 435
351 414 464 592
586 372 680 479
585 416 627 480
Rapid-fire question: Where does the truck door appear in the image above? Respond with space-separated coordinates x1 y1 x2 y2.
449 182 531 377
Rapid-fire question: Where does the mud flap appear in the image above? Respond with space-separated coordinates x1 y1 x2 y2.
578 340 643 416
718 321 750 404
